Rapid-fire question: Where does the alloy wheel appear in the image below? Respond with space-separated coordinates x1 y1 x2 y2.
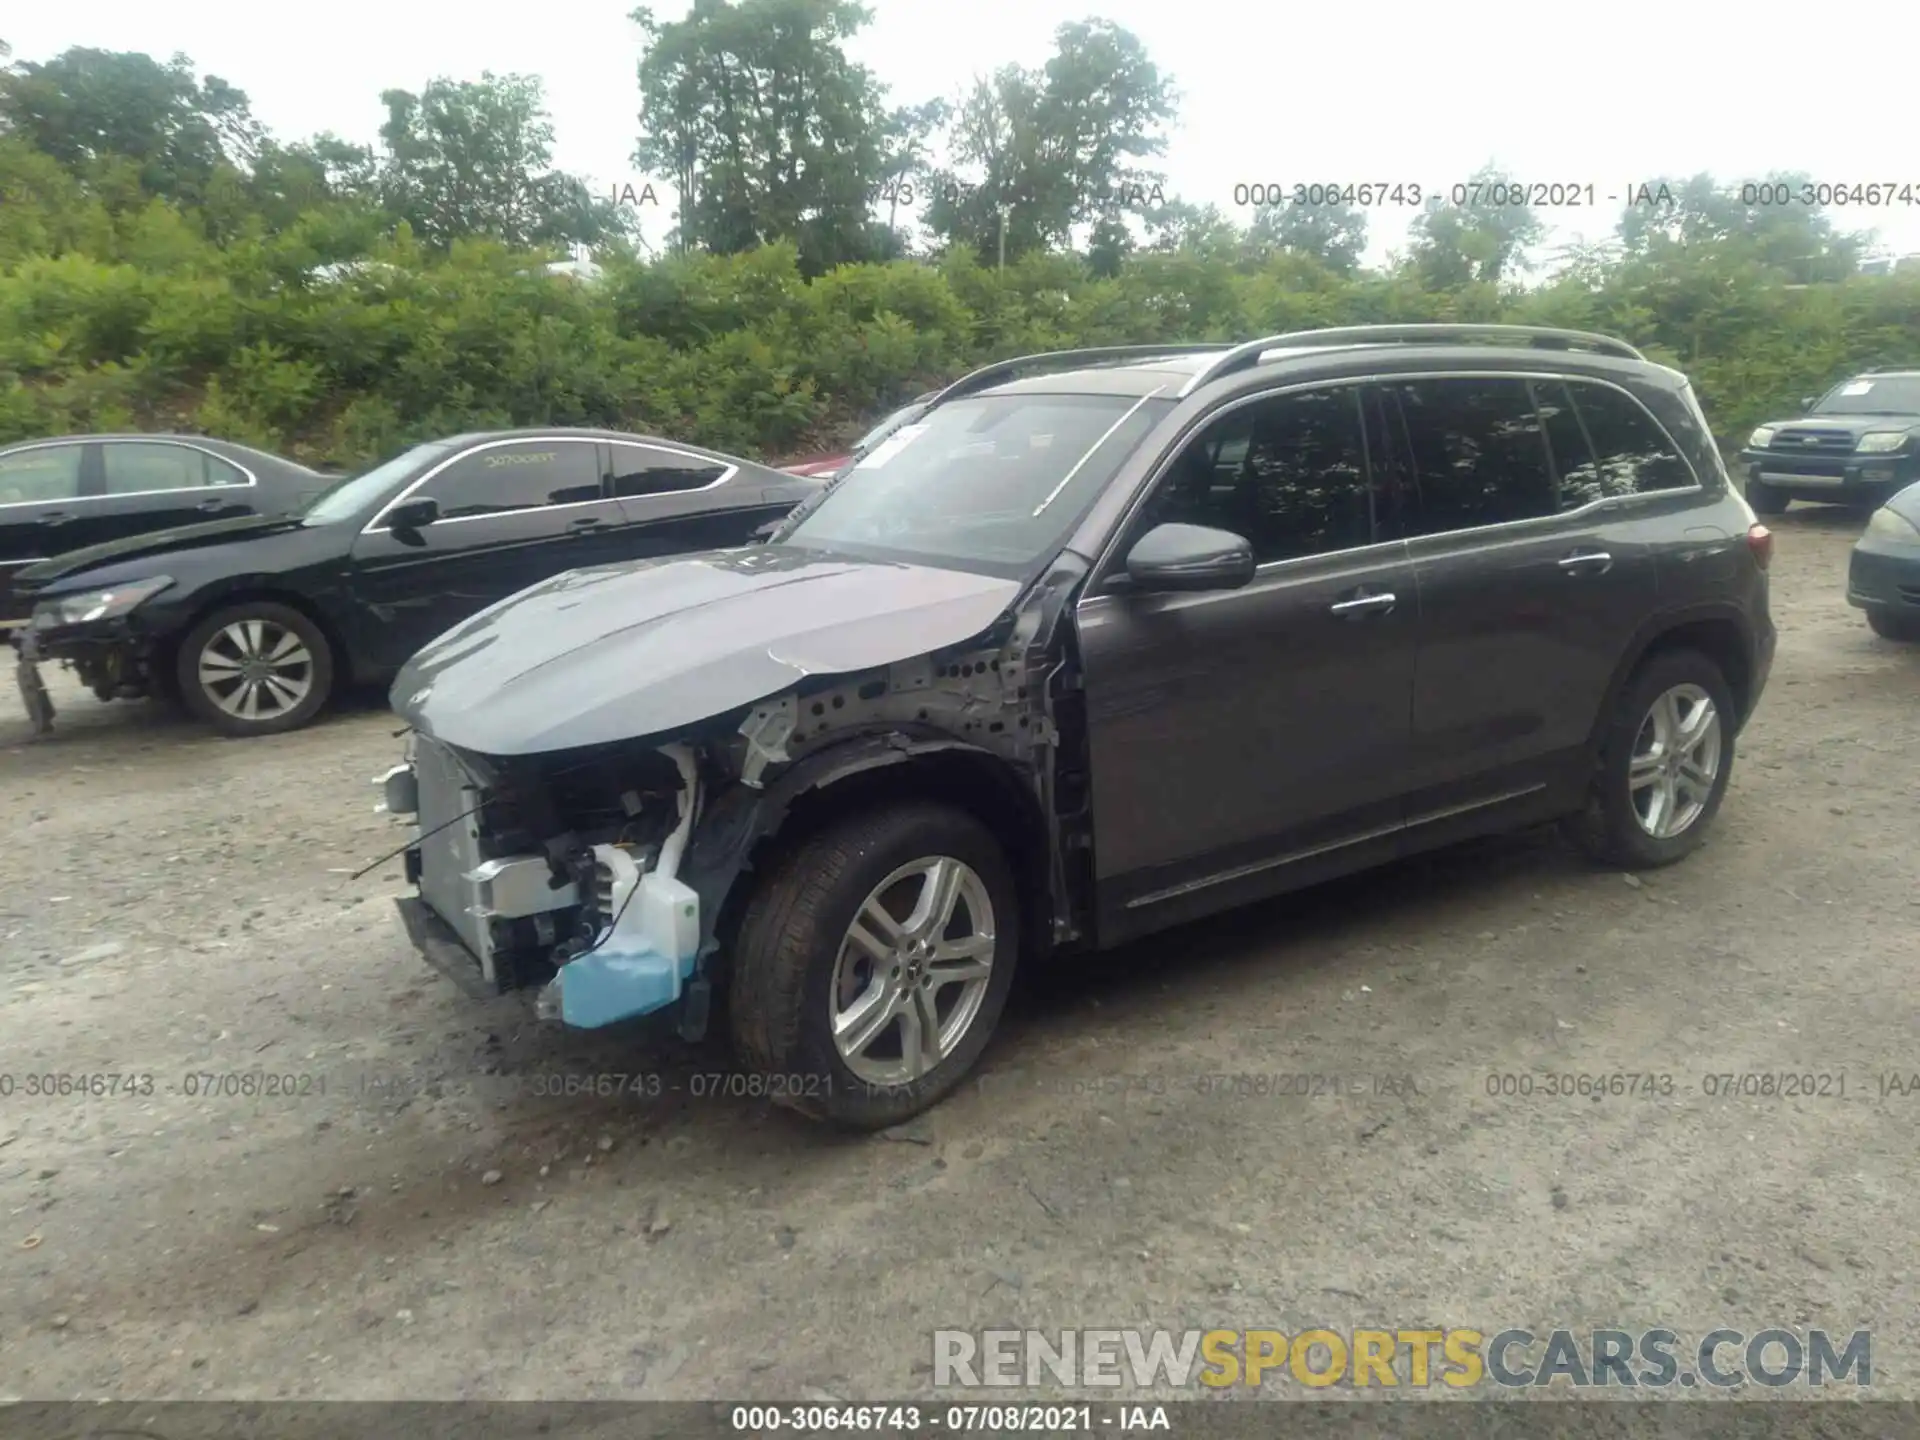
197 618 314 723
1628 682 1723 839
829 855 997 1088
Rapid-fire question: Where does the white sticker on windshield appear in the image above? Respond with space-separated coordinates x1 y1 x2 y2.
854 423 929 469
1840 381 1875 395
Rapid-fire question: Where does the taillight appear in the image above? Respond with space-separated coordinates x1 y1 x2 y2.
1747 523 1773 570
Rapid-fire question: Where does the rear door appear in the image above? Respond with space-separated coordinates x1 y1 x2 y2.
604 440 788 551
0 442 93 623
1386 373 1663 830
71 440 261 552
347 436 634 672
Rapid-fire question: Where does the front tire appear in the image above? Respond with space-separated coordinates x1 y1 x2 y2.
729 801 1020 1130
1745 478 1789 517
1564 648 1737 869
175 601 335 737
1866 607 1920 642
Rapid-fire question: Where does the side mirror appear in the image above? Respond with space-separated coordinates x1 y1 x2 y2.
1800 396 1816 412
750 518 782 543
387 497 440 532
1120 522 1256 593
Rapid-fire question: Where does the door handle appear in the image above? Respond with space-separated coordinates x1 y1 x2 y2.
1329 590 1396 617
36 512 74 526
1558 550 1613 574
568 516 605 532
195 498 227 512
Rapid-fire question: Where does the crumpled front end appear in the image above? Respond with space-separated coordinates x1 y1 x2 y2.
384 731 708 1032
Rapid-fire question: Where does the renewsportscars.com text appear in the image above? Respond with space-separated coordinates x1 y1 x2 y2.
933 1327 1872 1389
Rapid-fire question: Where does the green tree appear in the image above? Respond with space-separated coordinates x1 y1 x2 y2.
1247 200 1367 274
376 73 621 250
1138 199 1242 261
633 0 897 273
1405 164 1544 288
1617 172 1865 283
0 48 262 205
923 20 1176 264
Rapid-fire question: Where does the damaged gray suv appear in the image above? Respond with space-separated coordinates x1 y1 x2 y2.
382 326 1776 1128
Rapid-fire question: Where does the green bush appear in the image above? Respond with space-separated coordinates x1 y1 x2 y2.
3 184 1919 466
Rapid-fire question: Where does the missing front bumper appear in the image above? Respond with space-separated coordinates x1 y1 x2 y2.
14 630 53 735
393 895 503 1001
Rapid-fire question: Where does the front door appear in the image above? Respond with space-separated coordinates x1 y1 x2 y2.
1074 383 1419 943
347 437 635 673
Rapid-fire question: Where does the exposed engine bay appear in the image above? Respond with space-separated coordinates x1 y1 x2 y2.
382 555 1094 1040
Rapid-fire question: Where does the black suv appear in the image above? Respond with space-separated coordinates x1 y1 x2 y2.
380 326 1776 1128
1738 370 1920 515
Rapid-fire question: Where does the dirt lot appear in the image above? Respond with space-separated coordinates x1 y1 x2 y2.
1 506 1916 1403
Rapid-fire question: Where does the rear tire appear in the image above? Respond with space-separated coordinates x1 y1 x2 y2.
1745 478 1789 516
175 601 335 737
1866 607 1920 642
1563 648 1737 870
729 801 1020 1130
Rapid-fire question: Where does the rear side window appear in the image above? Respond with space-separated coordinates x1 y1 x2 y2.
102 442 246 495
1388 378 1555 535
0 444 84 504
418 441 603 520
607 445 730 499
1564 381 1696 499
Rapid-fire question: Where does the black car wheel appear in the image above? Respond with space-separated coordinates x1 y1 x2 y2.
729 801 1020 1130
1866 607 1920 642
175 601 335 737
1564 648 1737 870
1745 478 1789 516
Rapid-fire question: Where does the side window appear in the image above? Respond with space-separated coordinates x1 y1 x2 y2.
1532 381 1604 512
1146 387 1374 566
1566 381 1697 498
102 443 229 496
203 452 249 487
0 445 84 505
416 441 603 520
1389 378 1555 535
607 445 730 500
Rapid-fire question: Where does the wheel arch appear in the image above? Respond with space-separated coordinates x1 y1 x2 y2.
1589 603 1758 754
686 734 1054 992
176 584 351 685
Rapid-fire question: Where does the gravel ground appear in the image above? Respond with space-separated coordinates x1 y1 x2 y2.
1 505 1916 1403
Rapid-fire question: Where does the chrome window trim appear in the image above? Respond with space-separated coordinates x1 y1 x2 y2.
1086 369 1705 587
603 438 740 498
363 436 741 534
0 438 259 510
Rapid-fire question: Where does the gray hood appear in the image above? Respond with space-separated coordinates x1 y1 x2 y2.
389 544 1022 755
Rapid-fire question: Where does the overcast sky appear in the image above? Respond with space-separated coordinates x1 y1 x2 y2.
11 0 1920 268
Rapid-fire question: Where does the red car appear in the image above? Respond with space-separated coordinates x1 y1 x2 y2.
778 398 932 479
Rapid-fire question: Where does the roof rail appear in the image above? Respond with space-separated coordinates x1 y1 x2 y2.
1176 324 1646 397
932 344 1236 407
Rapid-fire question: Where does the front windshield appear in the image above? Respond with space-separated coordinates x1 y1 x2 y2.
784 391 1171 575
301 441 461 523
853 399 929 453
1813 376 1920 416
